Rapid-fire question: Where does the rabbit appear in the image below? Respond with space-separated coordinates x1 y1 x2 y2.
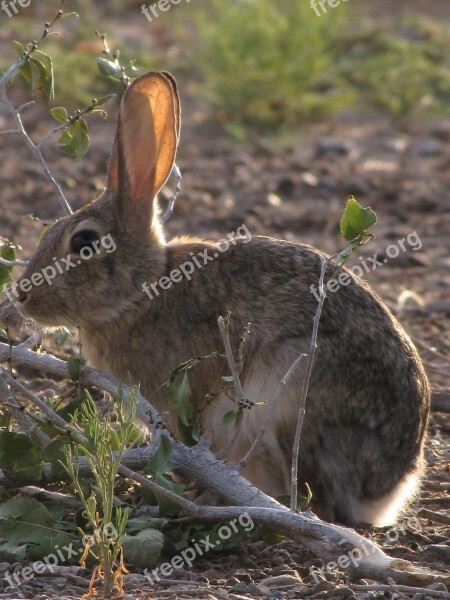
10 72 430 526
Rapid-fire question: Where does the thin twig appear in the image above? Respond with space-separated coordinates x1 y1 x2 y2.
0 82 72 215
0 376 51 445
240 352 306 469
162 164 182 222
18 486 82 509
290 255 327 512
0 2 72 215
0 368 83 438
216 313 245 459
0 257 29 267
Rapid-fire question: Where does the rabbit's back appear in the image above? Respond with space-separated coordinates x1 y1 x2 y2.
83 236 430 525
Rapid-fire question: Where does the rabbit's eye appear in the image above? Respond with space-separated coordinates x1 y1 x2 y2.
70 230 101 254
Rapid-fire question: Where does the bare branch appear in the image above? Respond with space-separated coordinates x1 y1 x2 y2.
290 255 327 512
0 257 29 267
0 81 72 215
240 351 306 469
0 376 51 445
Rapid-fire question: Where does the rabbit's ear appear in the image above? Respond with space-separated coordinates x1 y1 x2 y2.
106 72 179 224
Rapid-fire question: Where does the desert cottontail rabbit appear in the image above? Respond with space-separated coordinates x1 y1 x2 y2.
11 72 430 526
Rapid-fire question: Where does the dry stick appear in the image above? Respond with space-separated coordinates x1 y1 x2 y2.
0 257 29 268
290 255 327 512
18 486 82 510
216 313 245 460
240 352 306 469
0 81 72 216
0 368 82 439
0 376 51 445
0 4 72 216
1 341 449 586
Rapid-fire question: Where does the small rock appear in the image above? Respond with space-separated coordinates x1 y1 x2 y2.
300 172 319 187
311 579 335 594
261 574 302 588
317 138 353 155
430 119 450 141
249 582 271 596
230 581 250 594
428 582 448 591
414 139 444 156
270 565 300 577
202 568 222 581
234 569 253 583
226 577 240 586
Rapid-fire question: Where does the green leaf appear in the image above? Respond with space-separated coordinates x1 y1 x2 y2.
34 51 54 103
93 94 115 107
145 436 173 475
154 473 184 517
167 372 192 426
0 432 43 483
340 197 377 242
13 41 24 57
58 119 90 159
96 57 122 80
51 107 68 122
222 409 238 425
122 528 164 568
0 497 74 560
60 11 79 18
41 439 69 478
67 357 83 382
28 57 47 92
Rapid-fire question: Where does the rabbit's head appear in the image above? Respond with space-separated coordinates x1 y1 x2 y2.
12 72 180 328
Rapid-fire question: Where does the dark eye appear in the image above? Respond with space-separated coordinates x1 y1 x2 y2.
70 230 100 254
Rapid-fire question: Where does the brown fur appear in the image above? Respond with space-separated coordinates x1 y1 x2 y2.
12 72 430 525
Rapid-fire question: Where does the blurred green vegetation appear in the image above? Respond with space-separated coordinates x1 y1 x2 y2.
1 1 450 132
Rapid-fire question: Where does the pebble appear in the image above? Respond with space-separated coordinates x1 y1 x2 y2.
230 581 250 593
427 545 450 561
202 568 222 581
261 574 301 588
234 569 253 582
414 139 444 156
248 582 271 596
317 138 353 155
311 579 335 594
428 582 448 591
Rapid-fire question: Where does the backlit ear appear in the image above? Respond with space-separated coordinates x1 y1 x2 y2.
106 71 179 212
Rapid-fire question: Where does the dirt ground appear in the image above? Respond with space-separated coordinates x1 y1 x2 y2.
0 2 449 599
